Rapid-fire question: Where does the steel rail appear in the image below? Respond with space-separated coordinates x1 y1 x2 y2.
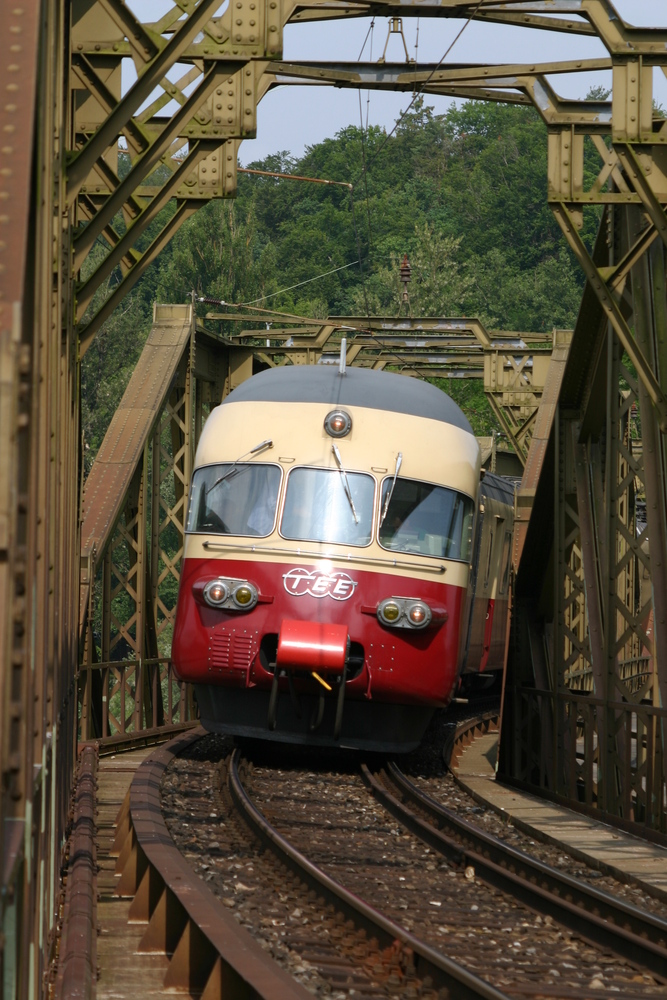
227 748 512 1000
360 761 667 982
114 730 311 1000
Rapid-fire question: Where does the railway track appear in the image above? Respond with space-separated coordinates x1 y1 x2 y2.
113 723 667 999
231 748 667 998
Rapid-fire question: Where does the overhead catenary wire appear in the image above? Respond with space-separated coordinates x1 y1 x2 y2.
237 259 361 306
208 11 483 378
347 1 484 378
359 1 485 175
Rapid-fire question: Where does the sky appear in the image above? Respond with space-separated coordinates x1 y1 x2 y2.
125 1 667 165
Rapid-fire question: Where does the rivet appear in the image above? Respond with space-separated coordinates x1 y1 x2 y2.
245 89 251 96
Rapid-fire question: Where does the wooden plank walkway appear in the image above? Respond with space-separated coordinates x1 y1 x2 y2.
96 748 172 1000
454 734 667 895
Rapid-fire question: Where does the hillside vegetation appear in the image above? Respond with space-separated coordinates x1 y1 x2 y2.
81 99 588 466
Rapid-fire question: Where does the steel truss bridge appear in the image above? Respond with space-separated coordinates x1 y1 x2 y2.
1 1 667 995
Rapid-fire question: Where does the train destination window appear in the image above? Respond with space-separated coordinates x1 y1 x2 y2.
281 467 375 546
186 463 282 536
379 478 474 561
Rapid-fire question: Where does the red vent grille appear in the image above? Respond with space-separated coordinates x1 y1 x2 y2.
209 630 256 683
233 634 253 669
210 632 231 669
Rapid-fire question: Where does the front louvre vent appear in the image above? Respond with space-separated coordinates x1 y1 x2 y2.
210 632 231 669
209 629 257 676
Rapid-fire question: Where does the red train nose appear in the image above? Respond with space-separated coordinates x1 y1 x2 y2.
276 619 348 672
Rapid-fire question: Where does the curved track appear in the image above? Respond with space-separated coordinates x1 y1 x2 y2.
364 761 667 979
114 724 667 1000
228 748 510 1000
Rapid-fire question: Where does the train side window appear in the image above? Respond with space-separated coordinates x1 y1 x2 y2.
500 531 512 594
483 526 494 588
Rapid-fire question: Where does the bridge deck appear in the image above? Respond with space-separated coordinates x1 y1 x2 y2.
454 735 667 896
96 748 172 1000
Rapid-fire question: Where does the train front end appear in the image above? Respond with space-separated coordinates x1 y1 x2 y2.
172 365 480 752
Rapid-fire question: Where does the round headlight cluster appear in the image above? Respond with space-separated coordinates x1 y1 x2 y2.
324 408 352 438
203 578 258 611
377 597 433 630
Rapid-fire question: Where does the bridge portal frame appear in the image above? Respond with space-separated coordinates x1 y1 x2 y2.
3 3 667 996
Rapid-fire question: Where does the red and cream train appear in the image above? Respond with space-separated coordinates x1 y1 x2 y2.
172 362 514 751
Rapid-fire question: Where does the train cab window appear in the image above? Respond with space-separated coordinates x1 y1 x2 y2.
186 463 282 536
379 478 474 561
281 467 375 546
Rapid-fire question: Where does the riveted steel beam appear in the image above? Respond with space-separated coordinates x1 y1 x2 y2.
552 204 667 430
67 0 223 197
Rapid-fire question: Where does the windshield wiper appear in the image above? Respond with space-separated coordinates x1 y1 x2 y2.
380 451 403 527
331 443 359 524
208 439 273 492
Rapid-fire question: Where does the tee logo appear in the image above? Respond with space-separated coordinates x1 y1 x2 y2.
283 568 358 601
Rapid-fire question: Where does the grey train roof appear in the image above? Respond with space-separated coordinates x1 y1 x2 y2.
222 365 474 435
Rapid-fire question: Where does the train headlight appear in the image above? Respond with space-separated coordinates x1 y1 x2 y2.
204 580 229 606
324 409 352 438
232 583 258 609
407 601 432 628
378 599 401 625
376 597 435 630
200 578 259 611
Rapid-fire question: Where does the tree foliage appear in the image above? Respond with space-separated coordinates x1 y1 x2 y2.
82 98 588 456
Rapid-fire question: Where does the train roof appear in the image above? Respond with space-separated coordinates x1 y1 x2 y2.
222 365 474 434
480 471 517 504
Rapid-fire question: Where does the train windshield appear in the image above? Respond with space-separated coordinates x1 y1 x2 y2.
378 478 474 561
281 467 375 546
186 463 282 536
